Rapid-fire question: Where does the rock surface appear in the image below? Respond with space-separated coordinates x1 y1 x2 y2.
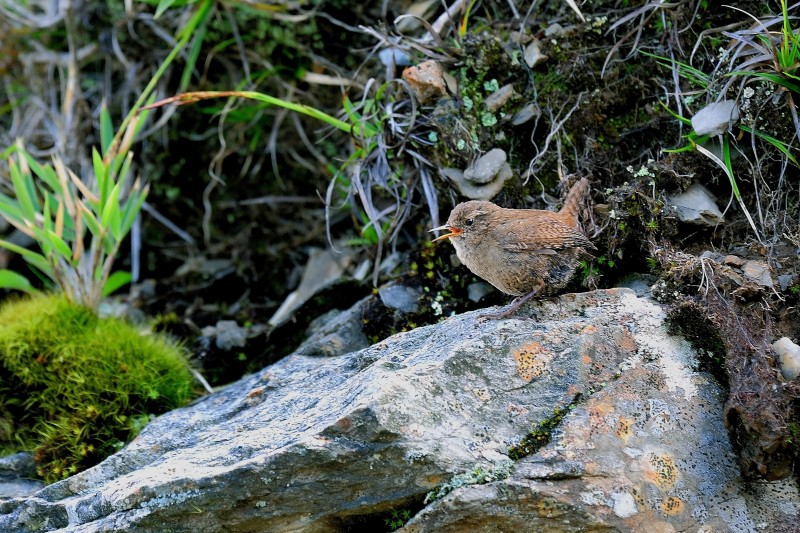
0 454 43 500
2 289 799 532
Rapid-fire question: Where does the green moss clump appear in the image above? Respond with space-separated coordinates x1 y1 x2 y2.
0 294 198 483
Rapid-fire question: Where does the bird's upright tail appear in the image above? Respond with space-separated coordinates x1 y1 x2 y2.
558 178 590 228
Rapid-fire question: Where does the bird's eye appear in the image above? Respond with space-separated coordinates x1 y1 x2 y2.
465 218 474 226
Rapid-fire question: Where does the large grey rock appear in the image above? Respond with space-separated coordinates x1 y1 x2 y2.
1 289 798 532
0 453 43 499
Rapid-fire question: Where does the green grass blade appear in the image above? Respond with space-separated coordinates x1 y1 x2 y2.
100 103 114 156
102 270 132 297
81 206 104 238
694 140 761 239
180 13 208 91
120 189 149 237
0 269 35 293
657 100 692 125
0 192 25 224
739 125 799 166
46 230 73 261
155 0 179 20
9 157 38 221
21 151 60 192
101 182 122 230
0 239 54 277
92 147 109 210
42 194 52 233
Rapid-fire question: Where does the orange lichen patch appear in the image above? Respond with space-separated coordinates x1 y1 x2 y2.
644 452 679 490
508 403 529 416
588 400 614 430
581 353 593 365
512 341 553 382
426 474 446 485
659 496 685 515
617 329 637 353
615 416 635 442
332 416 353 433
245 386 266 406
581 324 598 335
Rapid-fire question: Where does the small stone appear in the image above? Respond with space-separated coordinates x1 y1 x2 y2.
667 183 724 226
402 60 447 103
511 103 540 126
723 255 746 267
484 84 516 113
773 337 800 381
441 149 514 200
378 48 411 67
691 100 740 136
202 320 247 351
777 274 795 292
464 149 508 184
467 282 496 302
700 250 724 262
524 39 548 68
379 283 422 314
740 260 773 288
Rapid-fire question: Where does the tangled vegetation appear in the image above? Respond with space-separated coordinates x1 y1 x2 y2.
1 0 800 492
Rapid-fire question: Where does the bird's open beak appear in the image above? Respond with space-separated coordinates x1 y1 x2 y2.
430 224 461 242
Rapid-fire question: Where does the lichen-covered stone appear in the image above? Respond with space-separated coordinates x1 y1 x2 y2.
2 289 798 532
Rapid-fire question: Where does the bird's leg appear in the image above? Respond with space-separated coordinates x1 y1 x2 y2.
478 283 542 320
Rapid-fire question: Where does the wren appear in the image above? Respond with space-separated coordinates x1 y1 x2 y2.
431 178 594 318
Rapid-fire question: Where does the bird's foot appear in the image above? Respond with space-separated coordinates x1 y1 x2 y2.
477 290 539 321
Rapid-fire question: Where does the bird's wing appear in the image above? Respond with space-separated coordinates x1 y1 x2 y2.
494 215 593 253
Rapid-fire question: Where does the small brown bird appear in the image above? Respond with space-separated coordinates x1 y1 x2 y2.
431 178 595 318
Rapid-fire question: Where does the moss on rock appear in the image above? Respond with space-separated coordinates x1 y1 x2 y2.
0 293 198 483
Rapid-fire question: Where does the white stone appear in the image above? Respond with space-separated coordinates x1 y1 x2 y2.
692 100 740 136
667 182 724 226
774 337 800 381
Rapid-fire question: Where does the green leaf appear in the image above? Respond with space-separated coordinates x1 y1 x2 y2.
101 182 122 230
739 125 799 166
117 152 133 184
21 151 60 192
92 147 109 209
155 0 178 19
46 230 73 261
9 157 37 221
0 269 35 293
42 194 52 233
81 207 104 238
657 100 692 125
102 270 132 297
0 239 54 278
100 104 114 156
0 192 25 224
120 189 149 237
180 14 208 91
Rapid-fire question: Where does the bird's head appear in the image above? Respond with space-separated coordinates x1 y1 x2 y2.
430 201 498 244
